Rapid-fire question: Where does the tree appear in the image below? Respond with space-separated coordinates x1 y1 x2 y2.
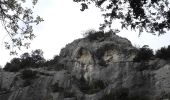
4 49 45 72
20 52 33 68
73 0 170 35
3 58 21 72
31 49 45 64
20 49 45 68
133 45 154 62
20 52 30 60
0 0 43 54
156 45 170 59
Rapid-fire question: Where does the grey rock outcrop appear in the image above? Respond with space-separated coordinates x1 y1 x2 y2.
0 32 170 100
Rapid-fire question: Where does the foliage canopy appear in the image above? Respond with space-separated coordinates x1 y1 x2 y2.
156 45 170 59
0 0 43 54
74 0 170 35
133 45 154 62
3 49 45 72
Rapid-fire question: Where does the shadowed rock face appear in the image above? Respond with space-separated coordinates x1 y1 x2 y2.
0 32 170 100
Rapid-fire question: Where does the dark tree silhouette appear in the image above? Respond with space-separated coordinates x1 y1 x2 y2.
20 52 31 60
3 58 21 72
31 49 45 64
73 0 170 35
20 52 34 69
20 49 45 68
0 0 43 54
4 49 45 72
156 45 170 59
133 45 154 62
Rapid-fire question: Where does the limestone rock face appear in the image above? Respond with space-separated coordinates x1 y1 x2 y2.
60 33 136 63
0 32 170 100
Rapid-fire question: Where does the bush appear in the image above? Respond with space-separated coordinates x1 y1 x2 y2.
3 58 21 72
20 49 45 68
43 55 66 71
83 30 104 41
21 69 37 79
4 49 46 72
133 45 154 62
156 45 170 60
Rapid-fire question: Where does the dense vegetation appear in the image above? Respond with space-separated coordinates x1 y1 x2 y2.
83 30 105 41
3 49 45 72
0 0 43 54
133 45 170 62
156 45 170 60
74 0 170 35
133 45 154 62
3 49 66 72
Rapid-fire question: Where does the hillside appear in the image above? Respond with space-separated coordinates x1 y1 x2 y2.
0 31 170 100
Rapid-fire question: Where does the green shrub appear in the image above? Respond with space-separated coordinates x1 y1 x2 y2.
133 45 154 62
83 30 104 41
4 49 46 72
3 58 21 72
156 45 170 60
20 49 45 68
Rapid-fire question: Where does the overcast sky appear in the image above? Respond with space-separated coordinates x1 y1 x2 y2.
0 0 170 67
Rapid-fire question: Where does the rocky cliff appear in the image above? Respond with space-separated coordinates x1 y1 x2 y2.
0 31 170 100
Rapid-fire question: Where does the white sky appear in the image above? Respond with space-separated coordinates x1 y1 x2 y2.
0 0 170 67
